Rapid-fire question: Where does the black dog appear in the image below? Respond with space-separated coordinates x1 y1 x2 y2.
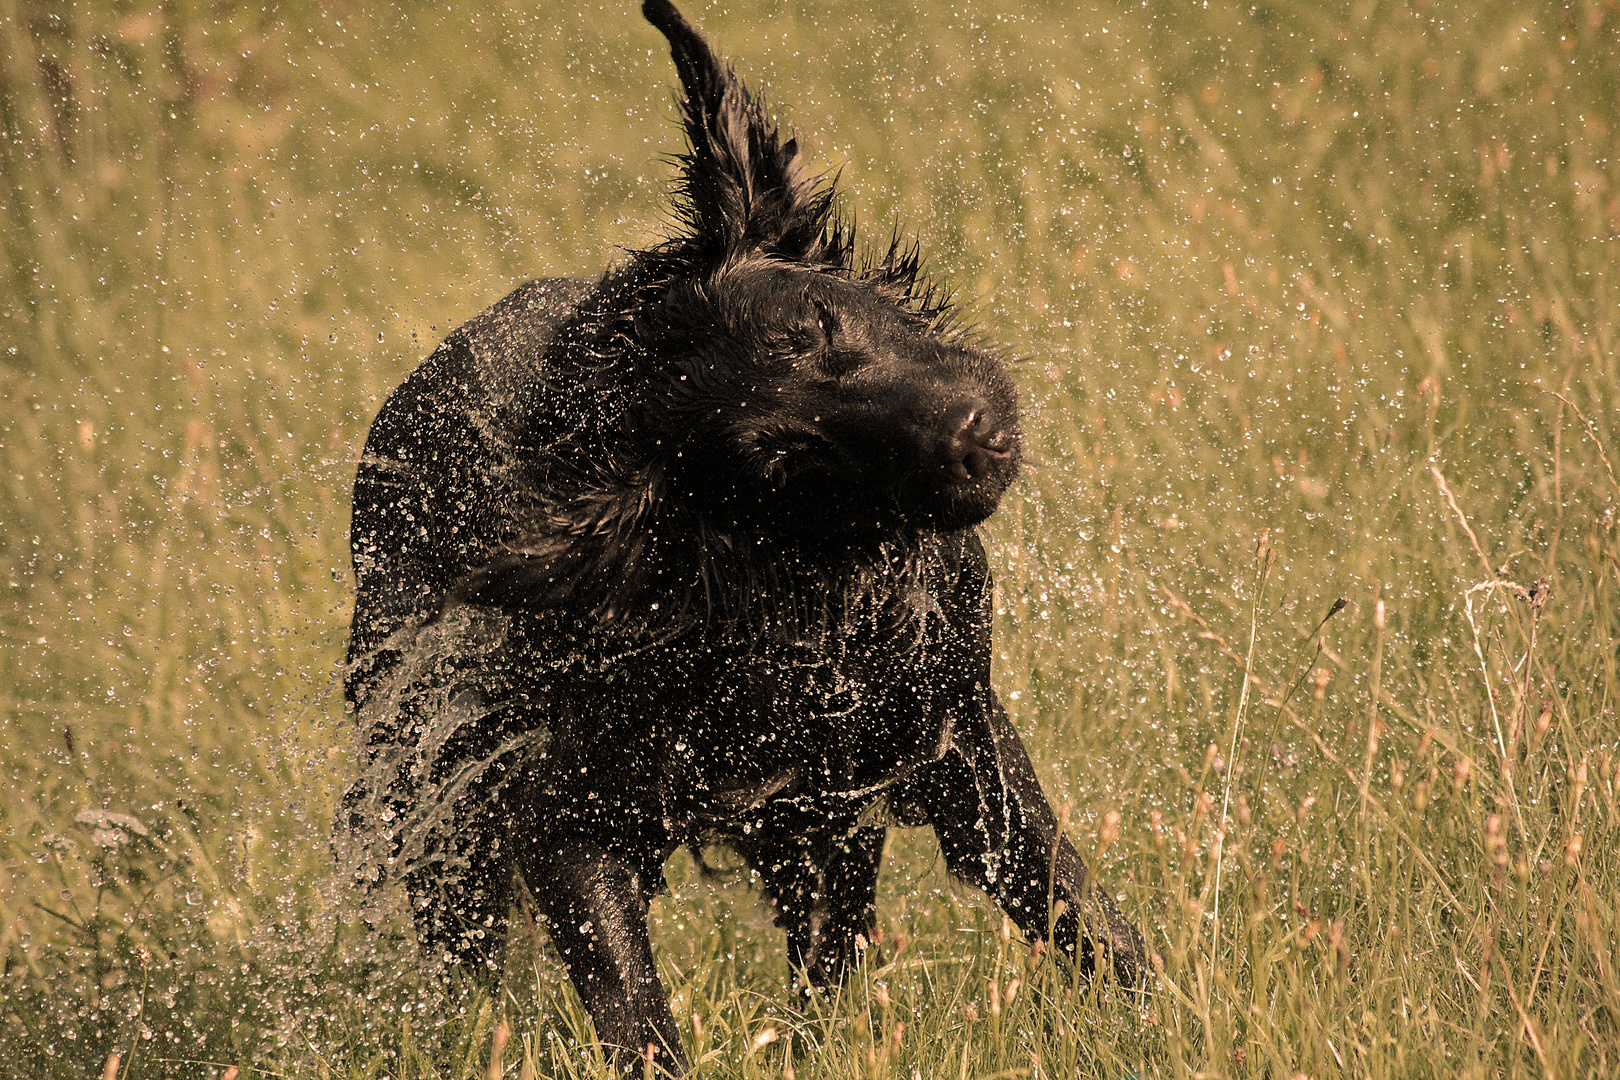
341 1 1143 1072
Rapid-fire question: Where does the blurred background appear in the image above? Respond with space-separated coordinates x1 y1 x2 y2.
2 1 1616 1077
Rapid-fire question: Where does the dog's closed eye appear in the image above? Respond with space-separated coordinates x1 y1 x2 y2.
811 296 837 341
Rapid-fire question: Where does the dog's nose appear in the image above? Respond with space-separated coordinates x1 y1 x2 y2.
944 397 1014 482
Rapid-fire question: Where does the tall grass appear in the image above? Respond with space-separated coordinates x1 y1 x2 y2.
2 0 1616 1077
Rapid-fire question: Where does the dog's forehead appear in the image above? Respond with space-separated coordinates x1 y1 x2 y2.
720 260 913 319
719 258 838 293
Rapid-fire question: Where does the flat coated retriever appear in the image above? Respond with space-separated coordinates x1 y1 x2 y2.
341 1 1144 1072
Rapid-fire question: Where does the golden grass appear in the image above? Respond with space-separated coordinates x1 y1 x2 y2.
2 1 1616 1076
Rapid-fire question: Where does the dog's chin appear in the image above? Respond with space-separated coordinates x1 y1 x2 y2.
695 453 1017 539
896 476 1014 533
713 487 997 541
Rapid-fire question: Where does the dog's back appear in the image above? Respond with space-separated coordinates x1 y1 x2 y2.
346 276 593 687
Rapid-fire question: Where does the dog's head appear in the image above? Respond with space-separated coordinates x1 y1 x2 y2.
632 0 1021 538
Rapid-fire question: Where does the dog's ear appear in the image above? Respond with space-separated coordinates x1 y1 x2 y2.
643 0 846 268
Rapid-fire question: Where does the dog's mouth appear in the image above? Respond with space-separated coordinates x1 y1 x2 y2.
906 435 1021 530
885 389 1023 530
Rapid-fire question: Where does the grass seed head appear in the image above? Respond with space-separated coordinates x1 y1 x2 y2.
1098 808 1122 852
1418 729 1436 758
487 1020 511 1080
1417 375 1440 415
1326 920 1348 973
1485 814 1508 868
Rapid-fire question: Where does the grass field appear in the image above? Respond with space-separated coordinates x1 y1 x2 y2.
3 0 1617 1076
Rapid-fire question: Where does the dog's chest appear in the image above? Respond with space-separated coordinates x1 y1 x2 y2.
638 631 956 822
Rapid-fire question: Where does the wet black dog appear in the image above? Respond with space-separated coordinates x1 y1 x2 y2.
341 1 1143 1072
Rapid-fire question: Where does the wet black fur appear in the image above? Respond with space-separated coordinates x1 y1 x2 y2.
342 2 1144 1072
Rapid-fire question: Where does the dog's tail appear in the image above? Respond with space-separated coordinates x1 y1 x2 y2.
641 0 843 266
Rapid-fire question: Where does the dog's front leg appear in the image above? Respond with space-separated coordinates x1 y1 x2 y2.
899 691 1146 989
526 843 689 1076
733 822 887 995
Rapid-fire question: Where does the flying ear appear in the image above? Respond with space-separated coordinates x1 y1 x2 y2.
643 0 847 267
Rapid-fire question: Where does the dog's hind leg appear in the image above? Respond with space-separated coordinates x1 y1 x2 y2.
524 841 689 1076
402 800 513 975
734 823 886 995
